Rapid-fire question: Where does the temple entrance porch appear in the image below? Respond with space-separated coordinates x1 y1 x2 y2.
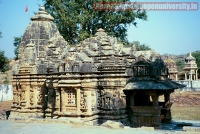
124 90 173 128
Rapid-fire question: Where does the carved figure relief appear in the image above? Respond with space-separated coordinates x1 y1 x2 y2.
37 88 43 104
97 90 101 109
21 91 25 101
55 90 60 109
30 91 34 105
80 91 87 111
91 91 96 111
48 89 55 108
101 90 113 109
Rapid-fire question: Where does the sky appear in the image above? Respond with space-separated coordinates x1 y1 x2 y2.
0 0 200 59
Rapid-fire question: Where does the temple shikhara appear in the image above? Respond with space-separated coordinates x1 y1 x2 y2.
10 6 184 127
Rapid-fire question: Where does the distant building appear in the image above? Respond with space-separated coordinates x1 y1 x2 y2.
184 53 198 80
164 57 178 80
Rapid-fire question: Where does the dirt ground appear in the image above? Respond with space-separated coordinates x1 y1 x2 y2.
171 91 200 106
0 100 12 112
170 91 200 120
0 91 200 120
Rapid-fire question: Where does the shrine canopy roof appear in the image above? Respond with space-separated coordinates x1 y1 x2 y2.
124 56 185 91
124 79 185 91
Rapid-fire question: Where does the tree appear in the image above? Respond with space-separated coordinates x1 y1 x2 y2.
0 50 9 72
125 41 151 51
176 60 185 72
0 30 9 72
13 37 22 60
43 0 147 45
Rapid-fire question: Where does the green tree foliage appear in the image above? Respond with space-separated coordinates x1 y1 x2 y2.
125 41 151 51
43 0 147 44
176 60 185 71
0 50 9 72
13 37 22 60
192 51 200 77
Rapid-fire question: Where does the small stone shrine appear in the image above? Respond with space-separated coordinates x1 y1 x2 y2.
10 6 184 128
184 53 198 80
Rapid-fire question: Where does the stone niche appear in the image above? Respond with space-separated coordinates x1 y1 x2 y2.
10 6 184 128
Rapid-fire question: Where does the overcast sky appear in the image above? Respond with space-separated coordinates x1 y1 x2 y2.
0 0 199 59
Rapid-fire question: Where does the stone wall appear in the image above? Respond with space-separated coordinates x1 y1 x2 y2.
175 80 200 91
0 84 13 101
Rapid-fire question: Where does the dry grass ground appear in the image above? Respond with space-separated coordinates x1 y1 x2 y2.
171 91 200 120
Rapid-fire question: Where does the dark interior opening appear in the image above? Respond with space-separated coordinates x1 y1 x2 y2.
134 91 150 106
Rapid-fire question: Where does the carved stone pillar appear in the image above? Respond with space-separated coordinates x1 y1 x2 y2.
61 88 65 112
196 70 198 80
175 74 178 81
55 88 61 111
148 91 158 106
151 95 159 106
76 88 81 113
164 93 170 103
163 92 172 123
185 72 187 80
20 85 28 109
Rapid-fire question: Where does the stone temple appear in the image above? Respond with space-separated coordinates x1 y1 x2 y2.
10 6 184 128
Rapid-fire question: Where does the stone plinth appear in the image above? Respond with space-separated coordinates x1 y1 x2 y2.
129 106 161 128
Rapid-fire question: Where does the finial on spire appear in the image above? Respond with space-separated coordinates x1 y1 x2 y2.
31 5 54 21
39 5 45 11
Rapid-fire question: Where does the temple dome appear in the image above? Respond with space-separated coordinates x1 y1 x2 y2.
164 57 177 72
185 52 196 62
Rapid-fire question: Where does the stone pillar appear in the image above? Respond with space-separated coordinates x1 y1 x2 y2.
76 88 81 113
151 95 159 106
164 93 170 103
61 88 65 112
175 73 178 81
196 70 198 80
55 88 61 112
185 73 187 80
164 92 172 123
148 91 158 106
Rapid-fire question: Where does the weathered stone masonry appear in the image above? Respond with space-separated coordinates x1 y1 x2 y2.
10 6 184 127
